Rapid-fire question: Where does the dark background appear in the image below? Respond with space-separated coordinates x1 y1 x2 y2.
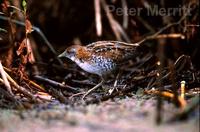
0 0 199 68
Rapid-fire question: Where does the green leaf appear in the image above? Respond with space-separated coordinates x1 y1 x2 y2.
22 0 27 11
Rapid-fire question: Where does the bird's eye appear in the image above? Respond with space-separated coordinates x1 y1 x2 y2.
67 48 76 56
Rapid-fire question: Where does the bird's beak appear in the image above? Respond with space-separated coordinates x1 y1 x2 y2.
58 51 66 58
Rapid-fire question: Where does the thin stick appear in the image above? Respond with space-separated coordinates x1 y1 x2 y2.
122 9 189 46
94 0 102 36
180 81 186 99
82 79 104 101
115 21 131 42
101 0 130 42
24 78 46 92
136 16 155 33
5 71 38 102
101 0 121 40
121 0 128 29
169 60 179 107
3 66 45 91
85 85 133 104
151 33 185 39
34 75 78 92
156 39 165 125
0 61 13 96
140 11 188 44
145 89 187 109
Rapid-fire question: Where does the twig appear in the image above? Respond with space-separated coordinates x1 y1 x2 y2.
5 71 39 102
122 9 190 46
136 16 155 33
34 75 79 92
69 92 85 99
114 21 131 42
145 89 187 109
180 81 186 99
85 85 134 104
138 10 188 45
0 61 13 96
35 91 52 101
121 0 128 29
156 38 165 125
94 0 102 36
109 72 121 94
169 60 179 107
24 78 46 92
72 79 96 85
101 0 130 42
101 0 121 40
152 33 185 39
3 66 46 92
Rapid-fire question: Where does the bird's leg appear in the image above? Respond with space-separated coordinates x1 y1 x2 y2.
82 77 104 100
109 72 121 95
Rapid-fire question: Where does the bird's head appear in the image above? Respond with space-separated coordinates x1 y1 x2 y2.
58 45 84 61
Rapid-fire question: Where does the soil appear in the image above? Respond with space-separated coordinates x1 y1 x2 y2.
0 96 199 132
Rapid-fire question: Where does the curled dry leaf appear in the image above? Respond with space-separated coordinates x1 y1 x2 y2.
16 38 35 64
25 19 33 34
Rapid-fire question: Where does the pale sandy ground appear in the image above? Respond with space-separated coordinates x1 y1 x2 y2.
0 97 199 132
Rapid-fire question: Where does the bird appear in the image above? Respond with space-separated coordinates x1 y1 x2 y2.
58 41 141 99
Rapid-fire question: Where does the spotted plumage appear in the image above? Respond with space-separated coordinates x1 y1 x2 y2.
58 41 141 99
58 41 140 77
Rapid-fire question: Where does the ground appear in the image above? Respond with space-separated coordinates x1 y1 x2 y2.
0 96 199 132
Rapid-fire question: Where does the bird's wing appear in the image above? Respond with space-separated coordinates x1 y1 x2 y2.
86 41 139 62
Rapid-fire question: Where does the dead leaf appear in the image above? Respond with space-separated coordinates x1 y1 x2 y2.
25 19 33 34
17 38 35 64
